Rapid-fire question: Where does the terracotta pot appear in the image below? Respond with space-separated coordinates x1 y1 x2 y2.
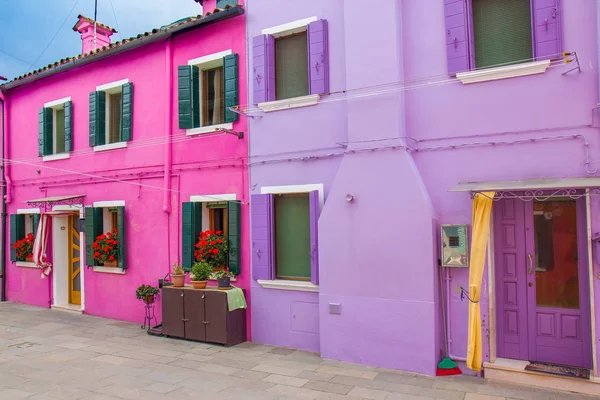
191 280 208 289
103 260 118 267
143 294 155 304
25 255 33 262
217 277 231 290
171 274 185 287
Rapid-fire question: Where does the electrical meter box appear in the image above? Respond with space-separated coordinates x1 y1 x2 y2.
441 224 469 267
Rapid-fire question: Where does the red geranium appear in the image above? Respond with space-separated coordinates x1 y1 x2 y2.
92 228 119 264
194 229 228 269
13 233 34 261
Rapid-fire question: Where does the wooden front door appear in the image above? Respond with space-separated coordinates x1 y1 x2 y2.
495 198 593 368
68 215 81 305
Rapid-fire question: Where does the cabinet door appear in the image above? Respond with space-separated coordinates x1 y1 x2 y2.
161 288 185 338
184 289 207 342
205 291 228 344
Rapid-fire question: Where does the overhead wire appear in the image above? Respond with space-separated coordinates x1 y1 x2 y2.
108 0 122 40
0 49 40 68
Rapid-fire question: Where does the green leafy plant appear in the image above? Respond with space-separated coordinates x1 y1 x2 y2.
190 261 212 281
172 263 184 275
135 284 159 301
214 268 232 279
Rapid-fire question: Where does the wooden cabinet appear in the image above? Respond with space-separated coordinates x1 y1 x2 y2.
161 286 246 346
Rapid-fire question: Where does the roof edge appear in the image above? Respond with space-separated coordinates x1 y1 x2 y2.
2 6 244 91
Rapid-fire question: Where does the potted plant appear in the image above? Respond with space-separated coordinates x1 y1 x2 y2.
14 233 34 262
190 261 212 289
214 268 233 290
194 230 228 271
171 263 186 287
91 228 119 267
135 284 159 304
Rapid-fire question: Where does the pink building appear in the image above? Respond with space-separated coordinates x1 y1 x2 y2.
0 0 249 330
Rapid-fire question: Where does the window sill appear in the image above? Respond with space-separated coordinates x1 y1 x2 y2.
93 266 126 274
186 122 233 136
257 279 318 292
456 60 551 85
94 142 127 152
258 94 320 113
42 153 70 162
16 261 37 268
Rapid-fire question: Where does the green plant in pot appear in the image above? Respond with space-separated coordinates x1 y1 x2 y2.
135 284 159 304
171 263 186 287
214 268 233 290
190 261 212 289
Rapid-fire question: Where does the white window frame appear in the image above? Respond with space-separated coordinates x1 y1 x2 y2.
95 79 128 150
190 193 237 281
186 50 233 136
43 97 71 162
91 200 126 274
257 183 323 292
15 208 40 268
258 17 320 112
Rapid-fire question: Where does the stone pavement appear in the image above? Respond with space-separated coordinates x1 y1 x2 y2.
0 303 595 400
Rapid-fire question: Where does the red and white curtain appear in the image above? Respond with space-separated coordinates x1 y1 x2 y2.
33 211 76 278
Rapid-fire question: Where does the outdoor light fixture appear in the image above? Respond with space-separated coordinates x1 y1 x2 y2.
345 194 355 203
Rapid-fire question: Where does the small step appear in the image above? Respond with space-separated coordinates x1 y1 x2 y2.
484 358 600 397
51 304 83 314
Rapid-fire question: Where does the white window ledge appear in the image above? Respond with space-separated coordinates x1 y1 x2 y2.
258 94 320 113
42 153 70 162
257 279 319 292
94 142 127 152
456 60 551 85
93 266 126 274
16 261 38 268
186 122 233 136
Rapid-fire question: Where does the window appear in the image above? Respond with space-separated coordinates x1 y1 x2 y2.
90 80 133 147
181 199 240 273
39 98 72 158
251 188 320 286
253 19 329 106
178 52 239 131
10 213 40 262
216 0 237 7
472 0 532 69
275 32 309 100
444 0 562 75
85 204 126 269
274 194 311 280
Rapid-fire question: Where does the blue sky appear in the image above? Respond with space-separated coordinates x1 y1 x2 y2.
0 0 203 80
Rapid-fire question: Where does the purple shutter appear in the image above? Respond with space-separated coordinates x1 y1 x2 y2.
252 35 268 104
252 34 275 104
444 0 470 75
308 19 329 95
251 194 274 280
309 190 319 285
533 0 562 60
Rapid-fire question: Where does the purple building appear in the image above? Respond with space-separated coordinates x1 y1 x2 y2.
246 0 600 394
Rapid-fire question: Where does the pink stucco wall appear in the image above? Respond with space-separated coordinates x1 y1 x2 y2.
2 9 250 333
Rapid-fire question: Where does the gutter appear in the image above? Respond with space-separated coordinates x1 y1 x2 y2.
1 6 244 91
163 38 173 214
0 91 6 301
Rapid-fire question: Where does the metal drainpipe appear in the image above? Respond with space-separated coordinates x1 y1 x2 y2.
597 0 600 111
0 91 6 301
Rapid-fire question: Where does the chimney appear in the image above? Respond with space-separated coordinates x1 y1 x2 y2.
72 15 117 54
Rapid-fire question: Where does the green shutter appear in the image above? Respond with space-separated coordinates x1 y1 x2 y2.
472 0 533 69
223 54 239 123
64 101 73 152
85 207 103 266
116 206 126 269
121 82 133 141
89 91 106 147
10 214 25 262
227 200 241 275
38 108 52 156
182 202 202 271
178 65 200 129
32 214 40 238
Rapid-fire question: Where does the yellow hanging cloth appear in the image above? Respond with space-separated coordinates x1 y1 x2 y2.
466 191 495 372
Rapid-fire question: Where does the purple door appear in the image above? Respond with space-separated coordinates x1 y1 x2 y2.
495 198 592 368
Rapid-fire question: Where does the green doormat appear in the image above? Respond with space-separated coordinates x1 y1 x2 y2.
524 362 590 380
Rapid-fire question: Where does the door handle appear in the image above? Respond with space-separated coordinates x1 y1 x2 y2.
182 318 189 322
527 254 533 274
203 321 210 324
